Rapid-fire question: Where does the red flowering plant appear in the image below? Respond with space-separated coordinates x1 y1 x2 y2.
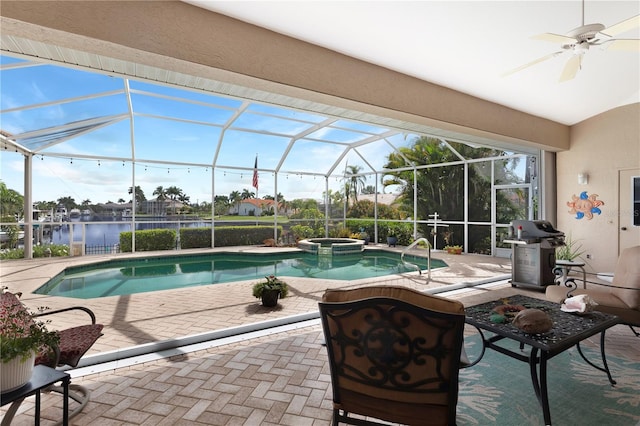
0 289 59 363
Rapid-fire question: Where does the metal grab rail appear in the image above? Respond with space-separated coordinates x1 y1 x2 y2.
401 237 432 280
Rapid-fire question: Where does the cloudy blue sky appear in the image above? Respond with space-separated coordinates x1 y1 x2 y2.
1 54 414 205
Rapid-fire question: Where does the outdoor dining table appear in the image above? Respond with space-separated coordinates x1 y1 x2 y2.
464 294 620 426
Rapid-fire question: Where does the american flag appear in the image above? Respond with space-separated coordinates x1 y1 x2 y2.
252 156 258 190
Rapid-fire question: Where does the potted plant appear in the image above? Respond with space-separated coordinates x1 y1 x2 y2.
1 291 59 393
444 245 463 255
555 234 585 262
252 275 289 307
360 230 370 245
386 227 398 247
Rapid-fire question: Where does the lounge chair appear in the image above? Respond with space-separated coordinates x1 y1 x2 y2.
546 245 640 336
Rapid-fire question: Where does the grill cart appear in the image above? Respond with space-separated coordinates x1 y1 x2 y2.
504 220 565 290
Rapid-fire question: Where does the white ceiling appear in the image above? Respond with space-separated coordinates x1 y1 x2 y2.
187 0 640 126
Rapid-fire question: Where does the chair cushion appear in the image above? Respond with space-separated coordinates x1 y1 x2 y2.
322 286 465 314
36 324 104 368
546 286 628 308
611 246 640 310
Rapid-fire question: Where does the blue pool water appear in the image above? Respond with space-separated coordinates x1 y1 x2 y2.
35 250 446 299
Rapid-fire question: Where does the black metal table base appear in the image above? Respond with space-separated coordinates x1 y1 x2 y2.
1 365 70 426
465 295 620 426
475 329 615 426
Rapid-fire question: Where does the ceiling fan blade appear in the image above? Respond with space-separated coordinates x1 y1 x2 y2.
601 14 640 37
532 32 576 44
559 55 582 82
502 51 563 77
606 39 640 51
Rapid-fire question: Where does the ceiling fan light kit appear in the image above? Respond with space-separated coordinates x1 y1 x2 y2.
504 1 639 82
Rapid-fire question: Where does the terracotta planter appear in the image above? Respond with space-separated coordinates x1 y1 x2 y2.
1 352 35 394
261 289 280 307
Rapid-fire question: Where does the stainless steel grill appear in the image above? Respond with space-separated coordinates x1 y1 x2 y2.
505 220 565 289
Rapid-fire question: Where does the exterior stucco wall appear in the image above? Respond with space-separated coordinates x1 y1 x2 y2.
556 103 640 272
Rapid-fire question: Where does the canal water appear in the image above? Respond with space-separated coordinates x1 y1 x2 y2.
40 219 212 247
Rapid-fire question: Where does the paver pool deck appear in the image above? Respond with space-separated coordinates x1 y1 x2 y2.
3 246 638 426
0 245 511 356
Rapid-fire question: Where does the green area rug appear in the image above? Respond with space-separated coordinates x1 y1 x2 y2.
457 338 640 425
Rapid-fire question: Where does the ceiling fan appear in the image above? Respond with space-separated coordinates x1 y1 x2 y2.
503 1 640 82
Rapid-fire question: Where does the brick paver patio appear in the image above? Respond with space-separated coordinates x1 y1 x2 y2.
3 247 635 425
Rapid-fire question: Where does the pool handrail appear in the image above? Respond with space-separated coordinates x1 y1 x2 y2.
401 238 432 280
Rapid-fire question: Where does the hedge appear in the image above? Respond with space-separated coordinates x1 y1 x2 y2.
180 225 281 248
120 229 177 252
345 219 414 246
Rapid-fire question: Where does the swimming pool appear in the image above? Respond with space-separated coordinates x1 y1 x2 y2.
35 250 446 299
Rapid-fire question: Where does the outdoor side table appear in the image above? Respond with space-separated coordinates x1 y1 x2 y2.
465 294 620 426
554 259 587 288
1 365 70 426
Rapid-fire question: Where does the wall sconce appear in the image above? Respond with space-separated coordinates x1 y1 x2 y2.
578 172 589 185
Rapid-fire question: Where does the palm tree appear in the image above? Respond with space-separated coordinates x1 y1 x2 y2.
382 136 469 225
128 186 147 203
343 165 366 205
178 193 191 213
150 186 167 216
165 186 183 214
0 181 24 219
241 189 255 200
153 186 167 200
382 136 524 249
229 191 242 214
56 196 77 211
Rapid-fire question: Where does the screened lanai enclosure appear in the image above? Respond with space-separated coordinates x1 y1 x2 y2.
0 51 541 258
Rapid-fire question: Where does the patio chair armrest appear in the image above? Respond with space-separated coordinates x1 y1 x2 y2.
33 306 98 324
564 277 639 298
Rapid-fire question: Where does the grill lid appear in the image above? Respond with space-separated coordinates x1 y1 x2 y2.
510 220 564 238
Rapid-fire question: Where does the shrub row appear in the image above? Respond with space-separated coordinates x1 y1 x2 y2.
120 229 177 252
345 219 414 246
180 226 279 248
119 226 280 252
0 244 69 260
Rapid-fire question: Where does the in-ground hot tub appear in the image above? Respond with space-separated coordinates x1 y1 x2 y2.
298 238 365 255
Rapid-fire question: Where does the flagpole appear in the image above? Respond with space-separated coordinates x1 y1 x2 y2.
253 154 259 199
343 159 348 224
